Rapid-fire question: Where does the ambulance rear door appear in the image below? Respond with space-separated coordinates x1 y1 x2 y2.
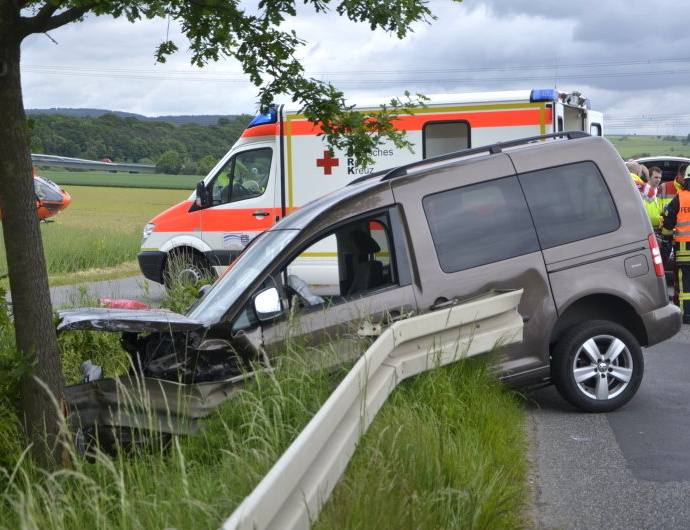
586 110 604 136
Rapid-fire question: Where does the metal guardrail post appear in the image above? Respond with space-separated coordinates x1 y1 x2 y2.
223 289 524 530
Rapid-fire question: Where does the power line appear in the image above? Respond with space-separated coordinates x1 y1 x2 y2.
21 57 690 83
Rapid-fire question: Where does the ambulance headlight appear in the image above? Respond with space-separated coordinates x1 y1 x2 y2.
142 222 155 243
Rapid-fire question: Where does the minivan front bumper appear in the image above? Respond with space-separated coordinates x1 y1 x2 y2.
642 302 682 346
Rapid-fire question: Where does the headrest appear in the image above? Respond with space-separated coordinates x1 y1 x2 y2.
351 231 380 254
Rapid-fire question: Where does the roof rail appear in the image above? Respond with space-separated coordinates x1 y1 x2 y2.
380 130 590 182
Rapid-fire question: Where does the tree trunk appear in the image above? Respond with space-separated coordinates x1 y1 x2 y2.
0 16 66 469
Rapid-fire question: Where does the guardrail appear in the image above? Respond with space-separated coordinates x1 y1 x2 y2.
222 288 524 530
32 153 156 173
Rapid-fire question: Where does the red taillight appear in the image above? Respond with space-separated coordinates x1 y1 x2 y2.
648 234 665 277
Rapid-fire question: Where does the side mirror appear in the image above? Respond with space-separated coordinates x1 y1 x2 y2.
195 180 210 208
254 287 283 321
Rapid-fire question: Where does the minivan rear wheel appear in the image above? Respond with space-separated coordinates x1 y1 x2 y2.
552 320 643 412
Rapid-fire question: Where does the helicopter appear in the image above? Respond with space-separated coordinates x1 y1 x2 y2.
34 174 72 221
0 174 72 222
0 154 154 222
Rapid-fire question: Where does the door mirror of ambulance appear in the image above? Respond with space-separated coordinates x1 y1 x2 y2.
254 287 283 321
195 180 210 207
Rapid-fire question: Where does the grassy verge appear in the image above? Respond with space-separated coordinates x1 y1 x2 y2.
0 340 529 528
317 359 528 529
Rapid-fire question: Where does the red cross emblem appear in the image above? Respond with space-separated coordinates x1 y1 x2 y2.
316 150 339 175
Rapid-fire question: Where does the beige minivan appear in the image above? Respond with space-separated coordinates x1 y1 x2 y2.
61 132 681 421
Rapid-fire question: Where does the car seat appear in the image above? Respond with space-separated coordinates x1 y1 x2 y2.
346 231 384 296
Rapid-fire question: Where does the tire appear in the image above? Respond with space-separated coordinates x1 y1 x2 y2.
552 320 643 412
163 250 212 289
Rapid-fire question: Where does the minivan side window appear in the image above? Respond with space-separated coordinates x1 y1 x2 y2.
232 215 400 331
423 177 540 273
284 218 397 309
518 161 619 249
210 147 272 206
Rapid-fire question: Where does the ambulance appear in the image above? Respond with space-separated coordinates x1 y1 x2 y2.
138 88 604 286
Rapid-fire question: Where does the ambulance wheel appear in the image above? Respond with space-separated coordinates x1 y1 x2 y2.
163 250 212 289
551 320 643 412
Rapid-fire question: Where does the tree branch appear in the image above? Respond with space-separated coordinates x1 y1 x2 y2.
20 3 96 37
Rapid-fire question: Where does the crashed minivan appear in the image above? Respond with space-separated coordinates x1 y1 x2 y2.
60 132 681 445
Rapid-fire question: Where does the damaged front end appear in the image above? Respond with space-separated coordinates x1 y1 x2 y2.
58 307 258 454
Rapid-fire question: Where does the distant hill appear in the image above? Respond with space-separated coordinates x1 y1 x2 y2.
26 108 240 127
606 134 690 159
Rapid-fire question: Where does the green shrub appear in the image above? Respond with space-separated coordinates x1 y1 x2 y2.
0 289 29 470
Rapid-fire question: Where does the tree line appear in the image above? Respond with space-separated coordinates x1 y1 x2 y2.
29 112 254 175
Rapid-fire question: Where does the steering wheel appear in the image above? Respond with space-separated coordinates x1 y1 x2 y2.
231 182 252 200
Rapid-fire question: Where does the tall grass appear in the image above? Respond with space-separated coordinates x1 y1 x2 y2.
0 349 349 528
316 359 528 529
0 338 529 529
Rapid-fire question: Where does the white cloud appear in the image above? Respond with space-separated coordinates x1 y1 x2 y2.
18 0 690 134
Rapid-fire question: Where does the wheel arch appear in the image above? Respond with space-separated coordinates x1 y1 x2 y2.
550 294 648 349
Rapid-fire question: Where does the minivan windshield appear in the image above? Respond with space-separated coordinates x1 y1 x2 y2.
186 229 299 325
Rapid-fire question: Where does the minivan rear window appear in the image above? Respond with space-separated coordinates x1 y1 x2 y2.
518 161 619 249
423 176 540 273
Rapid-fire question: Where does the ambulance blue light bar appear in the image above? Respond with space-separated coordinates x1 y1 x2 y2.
248 107 277 128
530 89 559 102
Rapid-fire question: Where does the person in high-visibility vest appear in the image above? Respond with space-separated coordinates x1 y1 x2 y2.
660 163 689 212
661 165 690 323
626 161 657 204
643 165 664 230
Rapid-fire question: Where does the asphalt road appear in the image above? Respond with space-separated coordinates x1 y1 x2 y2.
48 275 165 309
527 326 690 529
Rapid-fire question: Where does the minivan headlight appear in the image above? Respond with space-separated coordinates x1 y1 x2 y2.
142 222 155 243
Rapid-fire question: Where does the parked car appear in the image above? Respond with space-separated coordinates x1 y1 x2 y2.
636 155 690 184
61 132 681 441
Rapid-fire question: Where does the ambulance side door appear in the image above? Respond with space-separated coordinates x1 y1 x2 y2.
200 144 278 265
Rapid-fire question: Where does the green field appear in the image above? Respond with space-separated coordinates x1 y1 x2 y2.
37 169 200 190
606 134 690 159
0 185 191 285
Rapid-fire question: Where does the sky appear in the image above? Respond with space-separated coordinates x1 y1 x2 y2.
18 0 690 135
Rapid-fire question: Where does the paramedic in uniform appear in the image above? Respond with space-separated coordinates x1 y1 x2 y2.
661 165 690 324
626 161 657 204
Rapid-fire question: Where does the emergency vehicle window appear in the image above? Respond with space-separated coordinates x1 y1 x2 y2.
423 177 540 273
210 147 272 205
423 121 469 158
590 123 602 136
518 161 619 249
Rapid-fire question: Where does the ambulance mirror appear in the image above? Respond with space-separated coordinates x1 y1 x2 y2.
195 180 210 207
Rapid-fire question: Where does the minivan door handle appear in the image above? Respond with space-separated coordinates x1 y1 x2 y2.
252 210 271 218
